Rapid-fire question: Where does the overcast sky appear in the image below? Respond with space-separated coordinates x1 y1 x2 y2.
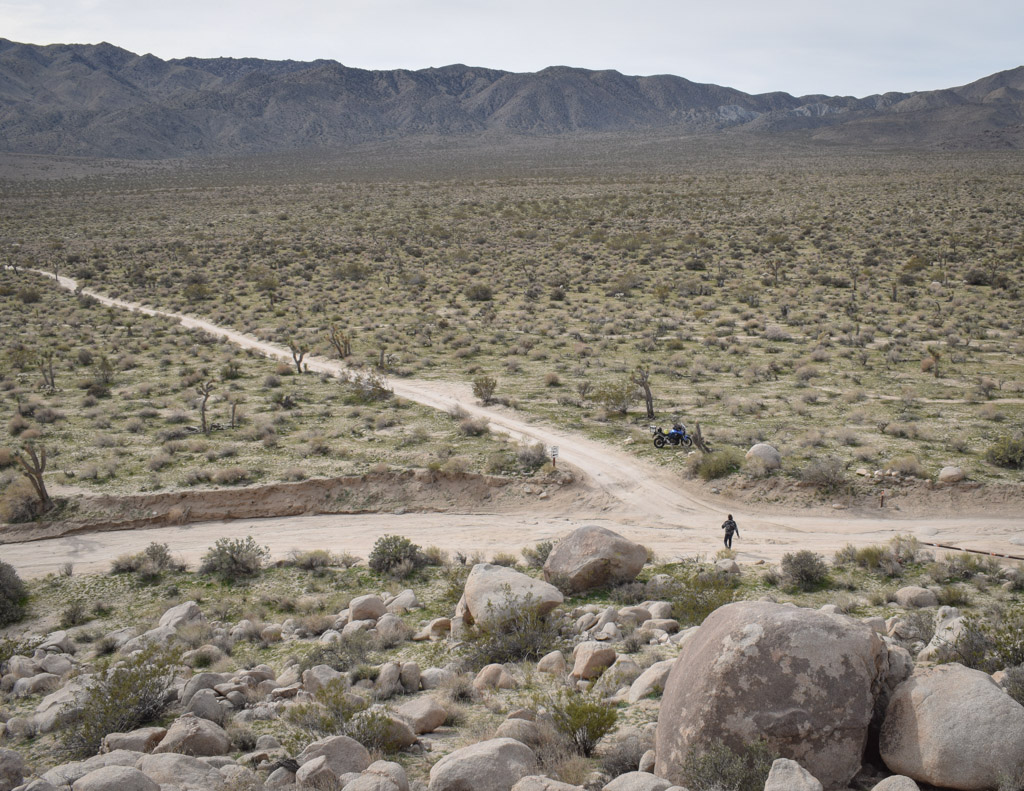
2 0 1021 97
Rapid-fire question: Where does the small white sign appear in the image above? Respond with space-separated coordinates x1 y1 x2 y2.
550 446 559 458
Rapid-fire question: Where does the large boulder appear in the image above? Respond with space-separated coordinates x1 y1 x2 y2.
297 734 372 776
428 737 537 791
601 771 671 791
543 526 647 593
893 586 937 609
764 758 823 791
349 594 387 623
153 713 231 756
879 663 1024 790
462 564 563 627
394 696 447 734
916 607 964 663
158 601 203 629
655 601 906 790
745 443 782 469
134 753 225 790
71 765 159 791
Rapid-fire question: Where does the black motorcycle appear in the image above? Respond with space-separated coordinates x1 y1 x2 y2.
651 424 693 449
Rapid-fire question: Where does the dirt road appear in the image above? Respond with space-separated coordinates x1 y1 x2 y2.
3 269 1022 578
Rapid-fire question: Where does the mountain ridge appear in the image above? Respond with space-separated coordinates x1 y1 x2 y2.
1 38 1022 158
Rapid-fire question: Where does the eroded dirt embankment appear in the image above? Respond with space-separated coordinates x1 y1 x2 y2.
0 468 584 544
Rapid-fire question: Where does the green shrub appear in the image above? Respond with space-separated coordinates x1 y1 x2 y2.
471 375 498 404
0 478 40 523
942 608 1024 673
0 560 28 626
460 590 563 669
288 549 336 572
936 584 972 607
284 678 368 738
522 540 555 568
781 550 829 591
664 563 737 626
986 435 1024 469
60 600 90 629
298 631 373 673
544 689 618 757
800 457 847 492
1002 665 1024 707
199 535 269 580
368 534 425 577
680 739 778 791
694 448 744 481
59 642 178 758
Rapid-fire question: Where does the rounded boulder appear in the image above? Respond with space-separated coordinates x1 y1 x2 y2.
655 601 903 790
880 663 1024 791
543 526 647 593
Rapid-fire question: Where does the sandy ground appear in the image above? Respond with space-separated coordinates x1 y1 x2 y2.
2 269 1023 579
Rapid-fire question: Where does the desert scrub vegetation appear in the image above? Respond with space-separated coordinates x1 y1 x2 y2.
0 273 546 511
2 146 1024 498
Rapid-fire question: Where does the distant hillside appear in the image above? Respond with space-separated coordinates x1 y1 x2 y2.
1 38 1022 158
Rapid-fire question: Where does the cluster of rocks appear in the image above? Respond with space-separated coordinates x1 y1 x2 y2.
2 524 1024 791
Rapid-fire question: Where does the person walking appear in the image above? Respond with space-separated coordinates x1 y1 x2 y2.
722 514 739 549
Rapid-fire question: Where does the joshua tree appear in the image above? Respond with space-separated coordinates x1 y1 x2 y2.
196 381 215 435
288 339 307 375
327 323 352 358
631 365 655 420
13 442 52 514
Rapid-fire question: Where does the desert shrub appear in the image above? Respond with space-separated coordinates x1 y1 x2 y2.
693 448 744 481
593 378 638 414
930 552 1000 583
288 549 336 572
1002 665 1024 707
422 545 448 566
936 584 972 607
297 631 374 672
460 590 563 669
199 536 269 580
781 550 829 591
680 739 778 791
0 478 40 523
459 416 490 436
609 581 648 606
0 560 28 627
522 540 555 568
471 375 498 404
516 441 549 471
942 608 1024 673
59 642 178 758
465 282 493 301
284 677 368 738
897 609 937 648
60 600 89 629
343 370 392 404
888 454 927 478
664 562 737 626
986 435 1024 469
368 534 426 577
491 552 519 567
543 688 618 757
800 457 847 492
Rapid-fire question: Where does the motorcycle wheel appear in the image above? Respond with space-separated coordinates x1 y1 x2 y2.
681 437 693 448
653 436 666 449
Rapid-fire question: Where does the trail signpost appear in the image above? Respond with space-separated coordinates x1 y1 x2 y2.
551 446 559 468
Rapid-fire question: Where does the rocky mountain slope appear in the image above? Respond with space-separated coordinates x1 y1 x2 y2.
1 38 1022 158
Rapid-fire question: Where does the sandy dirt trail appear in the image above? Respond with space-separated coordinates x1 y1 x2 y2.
3 269 1022 578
